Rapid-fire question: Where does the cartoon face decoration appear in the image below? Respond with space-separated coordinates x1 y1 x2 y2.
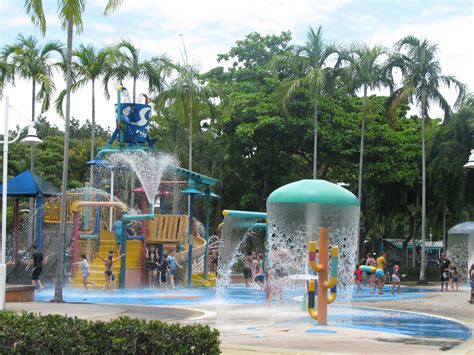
120 103 151 144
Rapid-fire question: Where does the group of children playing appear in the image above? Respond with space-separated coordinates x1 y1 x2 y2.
354 252 401 295
145 247 182 289
69 247 182 292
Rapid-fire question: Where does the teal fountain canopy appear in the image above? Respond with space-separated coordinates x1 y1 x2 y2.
267 179 359 206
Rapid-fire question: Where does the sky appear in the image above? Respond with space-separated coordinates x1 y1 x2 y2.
0 0 473 131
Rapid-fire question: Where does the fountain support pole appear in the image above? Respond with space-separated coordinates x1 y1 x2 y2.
307 227 339 325
72 211 79 275
204 194 210 280
119 204 155 288
187 194 195 288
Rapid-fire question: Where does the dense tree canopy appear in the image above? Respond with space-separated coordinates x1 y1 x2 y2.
1 29 472 264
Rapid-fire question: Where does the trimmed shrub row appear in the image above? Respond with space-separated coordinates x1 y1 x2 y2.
0 312 220 354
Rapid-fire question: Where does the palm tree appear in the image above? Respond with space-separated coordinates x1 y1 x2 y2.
103 39 170 102
338 43 388 254
154 62 229 171
387 36 466 282
0 57 14 100
2 34 64 171
24 0 123 302
70 44 111 182
272 26 338 178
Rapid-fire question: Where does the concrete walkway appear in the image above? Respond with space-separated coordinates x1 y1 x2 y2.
5 285 474 354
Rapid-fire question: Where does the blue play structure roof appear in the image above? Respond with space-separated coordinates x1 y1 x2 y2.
0 170 59 197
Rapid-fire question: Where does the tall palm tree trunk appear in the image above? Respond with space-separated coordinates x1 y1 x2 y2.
89 79 96 183
29 79 36 249
133 78 136 103
357 87 368 259
313 101 318 179
357 87 368 202
54 19 73 302
419 90 427 283
30 79 36 172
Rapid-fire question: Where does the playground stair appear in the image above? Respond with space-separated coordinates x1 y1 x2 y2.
191 272 217 287
70 229 143 289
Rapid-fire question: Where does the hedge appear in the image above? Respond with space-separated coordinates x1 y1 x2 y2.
0 312 220 354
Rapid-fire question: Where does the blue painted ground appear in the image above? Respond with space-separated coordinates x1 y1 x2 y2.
34 284 470 341
34 284 435 305
289 305 472 341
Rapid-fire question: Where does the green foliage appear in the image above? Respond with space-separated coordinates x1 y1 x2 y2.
0 312 220 354
1 28 472 245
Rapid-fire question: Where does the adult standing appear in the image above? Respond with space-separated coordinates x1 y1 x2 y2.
25 244 49 291
439 253 451 292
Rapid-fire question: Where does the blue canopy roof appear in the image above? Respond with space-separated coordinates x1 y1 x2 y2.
0 170 59 197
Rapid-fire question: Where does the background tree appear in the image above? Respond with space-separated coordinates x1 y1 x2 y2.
24 0 123 302
2 34 63 171
154 62 229 172
104 39 170 102
272 26 338 178
65 44 111 182
0 57 14 100
387 36 466 282
338 43 388 254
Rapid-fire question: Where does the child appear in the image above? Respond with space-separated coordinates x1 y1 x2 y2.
449 265 459 292
391 263 401 295
254 261 265 290
469 264 474 304
354 265 363 293
264 268 283 306
158 253 168 287
166 249 182 289
145 247 158 288
72 254 96 291
96 252 124 291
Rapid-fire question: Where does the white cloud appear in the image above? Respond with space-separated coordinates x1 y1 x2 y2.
2 0 472 130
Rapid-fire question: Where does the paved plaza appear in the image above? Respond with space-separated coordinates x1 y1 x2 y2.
5 284 474 354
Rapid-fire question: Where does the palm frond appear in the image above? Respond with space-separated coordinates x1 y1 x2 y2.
104 0 123 15
57 0 86 33
24 0 46 35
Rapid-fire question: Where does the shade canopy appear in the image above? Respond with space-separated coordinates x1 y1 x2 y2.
267 179 359 205
0 170 59 197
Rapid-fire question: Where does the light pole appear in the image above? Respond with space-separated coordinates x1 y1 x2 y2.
1 96 43 310
442 206 450 253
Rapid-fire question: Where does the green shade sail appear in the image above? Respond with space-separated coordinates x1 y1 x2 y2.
267 179 359 206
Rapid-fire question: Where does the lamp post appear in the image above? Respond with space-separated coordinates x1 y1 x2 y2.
442 206 450 253
203 187 219 280
1 97 43 310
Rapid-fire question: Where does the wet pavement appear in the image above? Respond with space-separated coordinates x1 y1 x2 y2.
5 284 474 354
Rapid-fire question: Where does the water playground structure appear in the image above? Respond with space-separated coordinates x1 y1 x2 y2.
2 87 472 350
4 86 220 290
